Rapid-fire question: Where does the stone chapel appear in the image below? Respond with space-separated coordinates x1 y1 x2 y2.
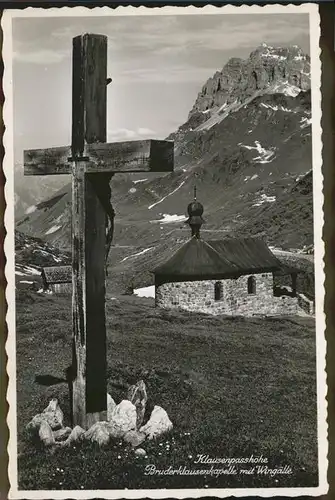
153 193 314 317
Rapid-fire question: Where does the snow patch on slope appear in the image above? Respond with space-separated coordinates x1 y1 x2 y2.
45 225 61 235
272 80 301 97
260 103 294 113
133 179 148 184
25 205 37 215
151 214 186 224
244 174 259 182
300 117 312 129
253 193 276 207
294 54 306 61
218 102 228 113
32 248 62 263
16 264 40 276
260 50 286 62
134 286 155 298
241 141 276 164
148 181 186 209
195 99 239 131
121 247 155 263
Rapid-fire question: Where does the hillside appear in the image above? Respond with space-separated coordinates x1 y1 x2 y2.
14 167 69 220
16 292 317 489
16 43 314 287
236 169 313 250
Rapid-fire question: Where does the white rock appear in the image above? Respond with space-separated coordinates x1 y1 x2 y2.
43 398 64 426
84 422 111 447
53 427 72 442
26 398 64 433
134 448 147 457
107 393 117 421
127 380 147 429
61 425 85 447
26 415 49 433
140 406 173 440
108 400 137 438
39 420 55 447
123 430 146 447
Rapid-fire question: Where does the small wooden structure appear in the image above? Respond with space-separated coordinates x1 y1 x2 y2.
41 266 72 294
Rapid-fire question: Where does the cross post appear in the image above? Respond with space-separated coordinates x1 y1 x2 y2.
24 33 174 429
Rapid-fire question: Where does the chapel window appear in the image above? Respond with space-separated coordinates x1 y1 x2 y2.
247 276 256 295
171 296 179 306
214 281 223 301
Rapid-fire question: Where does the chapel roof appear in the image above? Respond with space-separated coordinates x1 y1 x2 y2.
41 266 72 284
154 189 284 280
154 236 238 278
153 236 282 279
208 238 282 275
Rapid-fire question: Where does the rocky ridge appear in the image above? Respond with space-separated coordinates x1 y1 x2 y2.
189 43 310 117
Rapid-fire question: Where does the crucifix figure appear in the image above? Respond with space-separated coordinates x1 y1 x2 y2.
24 34 174 429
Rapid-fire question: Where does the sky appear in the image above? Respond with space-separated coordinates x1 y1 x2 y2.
12 12 310 163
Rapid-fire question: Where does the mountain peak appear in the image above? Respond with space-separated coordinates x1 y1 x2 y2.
189 43 310 119
250 43 307 61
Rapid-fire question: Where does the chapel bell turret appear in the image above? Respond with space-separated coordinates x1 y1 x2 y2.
186 186 204 238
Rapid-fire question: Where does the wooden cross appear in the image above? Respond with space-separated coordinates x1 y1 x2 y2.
24 34 174 429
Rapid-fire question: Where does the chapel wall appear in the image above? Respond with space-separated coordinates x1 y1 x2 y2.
297 293 315 315
155 280 230 315
49 283 72 295
155 273 302 316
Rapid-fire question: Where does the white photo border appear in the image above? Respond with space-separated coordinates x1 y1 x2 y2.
2 3 327 498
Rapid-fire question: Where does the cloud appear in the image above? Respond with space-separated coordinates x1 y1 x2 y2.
52 25 84 39
12 12 309 67
107 127 156 142
105 14 309 57
114 65 214 84
142 17 309 57
13 47 68 64
137 127 156 135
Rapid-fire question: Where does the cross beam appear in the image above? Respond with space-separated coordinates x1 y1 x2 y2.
24 33 174 429
24 139 173 175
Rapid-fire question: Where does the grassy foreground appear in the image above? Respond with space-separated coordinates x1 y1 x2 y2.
15 290 318 490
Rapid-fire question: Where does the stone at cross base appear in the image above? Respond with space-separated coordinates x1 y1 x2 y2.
39 421 55 447
28 386 174 449
26 398 64 434
127 380 148 429
139 406 173 440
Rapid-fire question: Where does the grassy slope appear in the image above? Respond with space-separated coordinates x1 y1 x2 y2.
16 291 318 490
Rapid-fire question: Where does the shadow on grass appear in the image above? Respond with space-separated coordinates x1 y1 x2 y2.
34 375 67 386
